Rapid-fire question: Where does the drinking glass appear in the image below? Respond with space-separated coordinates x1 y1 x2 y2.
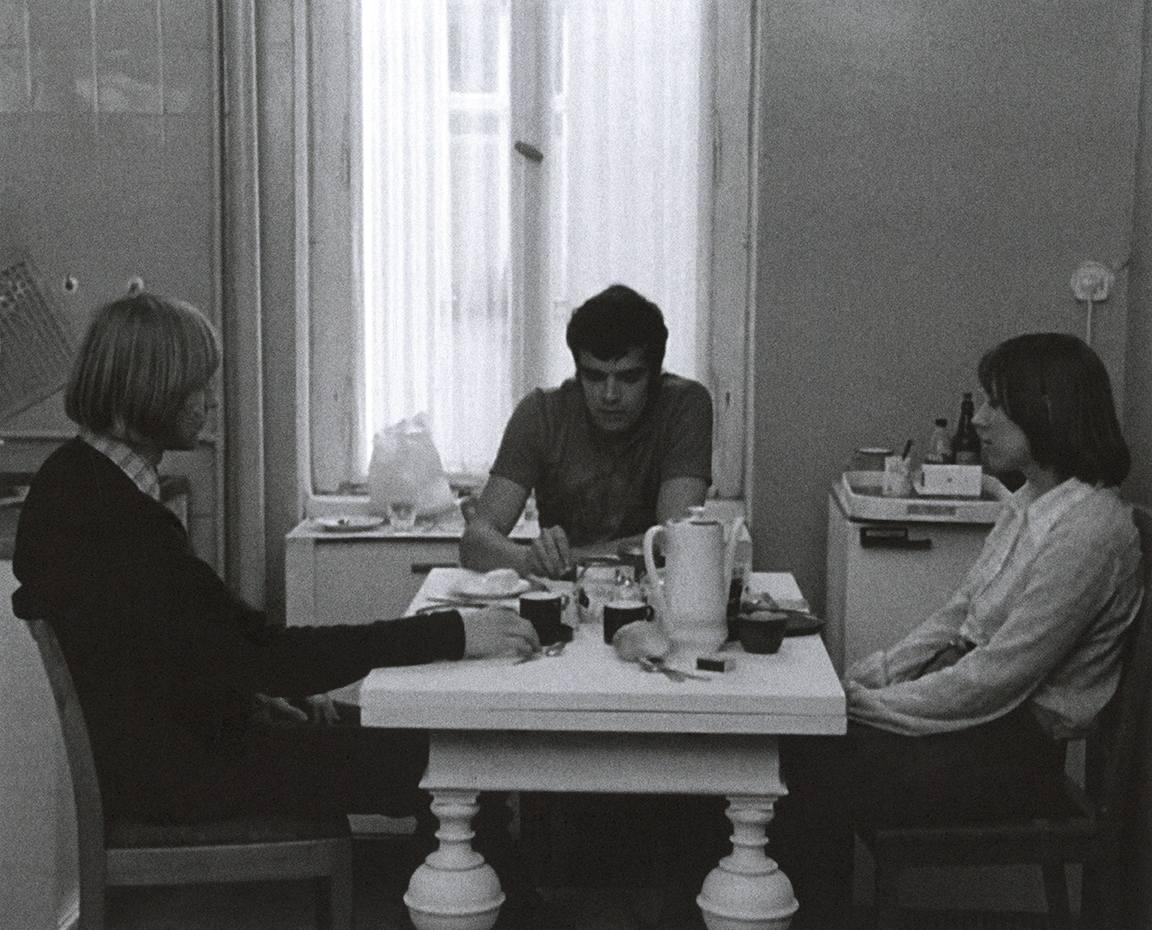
388 499 418 531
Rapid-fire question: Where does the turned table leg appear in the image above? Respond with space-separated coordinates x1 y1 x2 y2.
404 789 505 930
697 795 798 930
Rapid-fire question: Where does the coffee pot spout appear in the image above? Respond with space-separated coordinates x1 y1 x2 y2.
723 516 746 583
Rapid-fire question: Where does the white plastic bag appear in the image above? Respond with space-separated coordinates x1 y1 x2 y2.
368 414 456 518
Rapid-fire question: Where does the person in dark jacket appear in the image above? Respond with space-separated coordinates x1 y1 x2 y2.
12 291 538 826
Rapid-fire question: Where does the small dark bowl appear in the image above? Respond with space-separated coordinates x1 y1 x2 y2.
735 611 788 654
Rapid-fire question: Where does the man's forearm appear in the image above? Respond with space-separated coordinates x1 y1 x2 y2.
459 521 530 575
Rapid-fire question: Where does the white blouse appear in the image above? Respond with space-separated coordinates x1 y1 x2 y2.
847 478 1143 739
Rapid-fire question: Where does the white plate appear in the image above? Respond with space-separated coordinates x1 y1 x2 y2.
315 515 386 533
450 568 531 599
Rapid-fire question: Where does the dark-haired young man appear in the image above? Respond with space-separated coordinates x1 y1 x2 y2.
460 283 713 579
458 284 723 924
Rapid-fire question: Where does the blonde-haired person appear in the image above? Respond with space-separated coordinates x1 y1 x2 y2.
64 292 220 448
13 292 536 838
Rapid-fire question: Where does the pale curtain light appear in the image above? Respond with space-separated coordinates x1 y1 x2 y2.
360 0 705 477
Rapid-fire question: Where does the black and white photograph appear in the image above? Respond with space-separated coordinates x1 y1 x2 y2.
1 2 1150 929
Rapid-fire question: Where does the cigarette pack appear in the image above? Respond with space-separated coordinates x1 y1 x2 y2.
696 654 734 673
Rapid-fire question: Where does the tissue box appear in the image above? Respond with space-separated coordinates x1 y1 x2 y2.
916 464 983 497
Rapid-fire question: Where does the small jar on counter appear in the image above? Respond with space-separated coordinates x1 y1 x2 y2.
848 447 893 474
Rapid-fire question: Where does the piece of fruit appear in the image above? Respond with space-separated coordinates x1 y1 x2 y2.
612 621 673 662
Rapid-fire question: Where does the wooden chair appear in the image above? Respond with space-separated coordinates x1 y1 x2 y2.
27 618 354 930
861 504 1152 930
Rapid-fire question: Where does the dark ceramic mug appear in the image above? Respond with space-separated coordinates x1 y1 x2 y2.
602 599 655 644
519 590 572 646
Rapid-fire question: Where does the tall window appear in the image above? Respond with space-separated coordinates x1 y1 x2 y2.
300 0 755 500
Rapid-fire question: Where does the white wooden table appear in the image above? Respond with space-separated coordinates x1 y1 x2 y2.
360 569 846 930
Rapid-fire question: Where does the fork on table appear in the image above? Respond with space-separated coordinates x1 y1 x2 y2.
515 641 567 663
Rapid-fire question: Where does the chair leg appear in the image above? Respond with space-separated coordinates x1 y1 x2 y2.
77 859 106 930
1041 861 1072 930
318 841 354 930
873 857 901 930
77 891 106 930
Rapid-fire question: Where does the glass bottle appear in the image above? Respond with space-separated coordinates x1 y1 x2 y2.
951 393 981 465
924 418 951 464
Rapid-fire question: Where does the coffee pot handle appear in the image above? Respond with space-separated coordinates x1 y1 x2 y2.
642 524 668 618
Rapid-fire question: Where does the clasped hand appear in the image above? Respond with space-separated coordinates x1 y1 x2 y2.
462 606 540 660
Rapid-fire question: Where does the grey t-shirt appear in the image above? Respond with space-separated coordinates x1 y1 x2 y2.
489 373 713 547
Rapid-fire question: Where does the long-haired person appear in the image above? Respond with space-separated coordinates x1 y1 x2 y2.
778 333 1142 930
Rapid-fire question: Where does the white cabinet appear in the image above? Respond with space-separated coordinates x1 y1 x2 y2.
285 526 462 629
285 510 542 627
0 561 77 929
824 477 1000 676
285 516 466 704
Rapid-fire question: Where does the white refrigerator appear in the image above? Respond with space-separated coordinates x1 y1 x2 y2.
824 472 1006 676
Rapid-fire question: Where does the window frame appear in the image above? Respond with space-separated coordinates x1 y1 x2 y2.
294 0 759 517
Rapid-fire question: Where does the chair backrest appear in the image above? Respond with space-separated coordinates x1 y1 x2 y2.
1089 504 1152 830
26 619 109 887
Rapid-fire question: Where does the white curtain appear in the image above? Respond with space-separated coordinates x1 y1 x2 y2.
363 1 509 477
362 0 704 477
543 0 703 389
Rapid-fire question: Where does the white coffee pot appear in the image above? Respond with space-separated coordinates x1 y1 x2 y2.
642 511 742 655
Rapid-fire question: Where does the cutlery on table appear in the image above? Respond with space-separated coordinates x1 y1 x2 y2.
418 594 516 611
637 655 710 682
515 641 567 664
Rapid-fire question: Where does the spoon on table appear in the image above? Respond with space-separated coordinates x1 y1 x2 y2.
637 655 710 682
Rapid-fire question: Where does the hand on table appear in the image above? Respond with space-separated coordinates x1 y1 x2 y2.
299 693 340 725
524 524 573 579
462 607 540 660
255 693 308 723
254 693 340 725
